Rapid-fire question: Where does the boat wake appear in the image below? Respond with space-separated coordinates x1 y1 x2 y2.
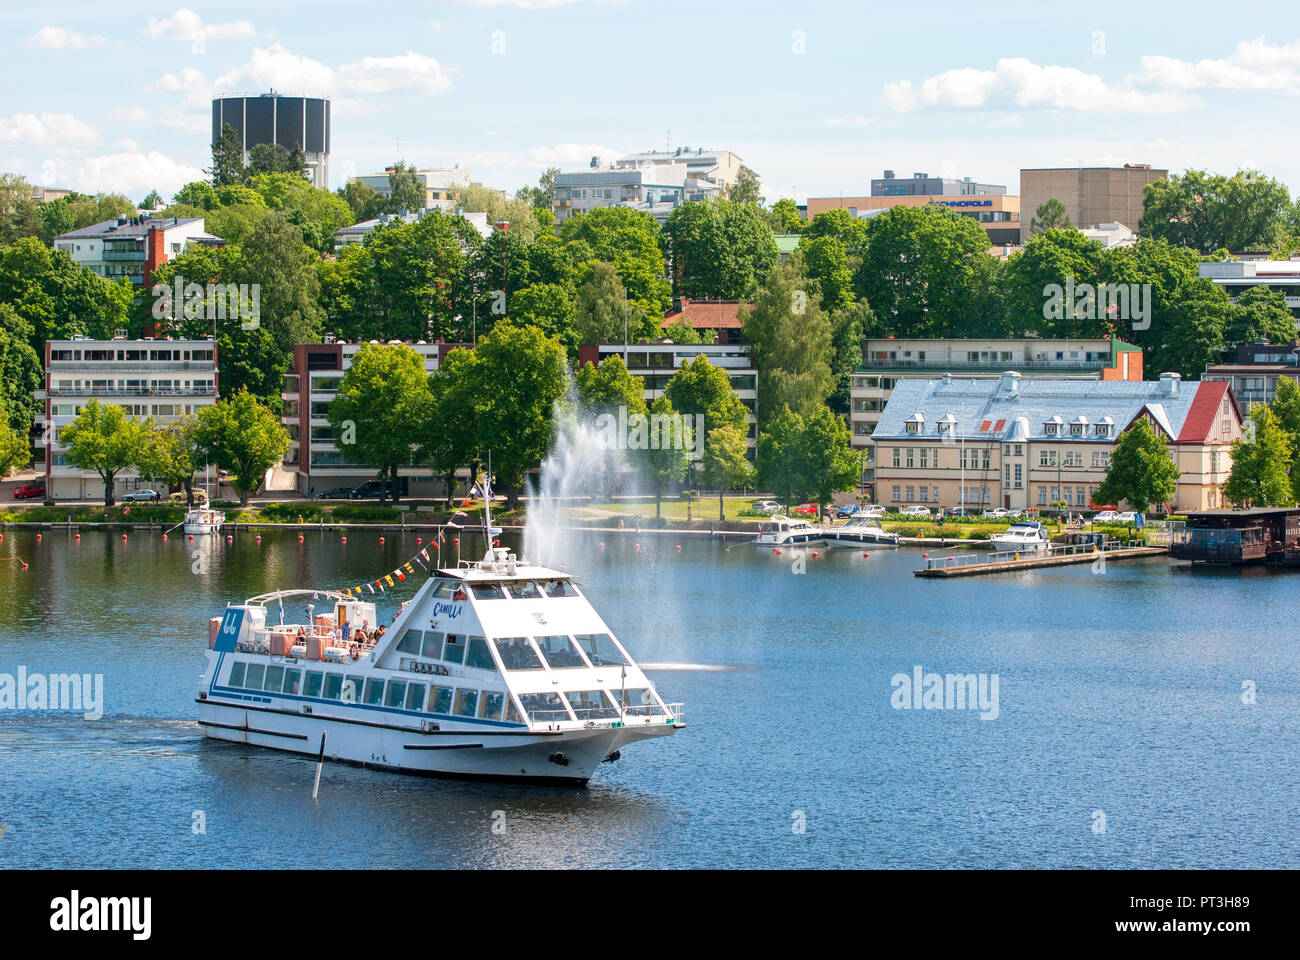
638 662 754 672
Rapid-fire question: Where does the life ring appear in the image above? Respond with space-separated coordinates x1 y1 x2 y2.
349 643 360 661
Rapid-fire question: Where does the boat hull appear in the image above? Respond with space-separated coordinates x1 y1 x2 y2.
196 697 678 785
989 539 1048 553
824 530 899 548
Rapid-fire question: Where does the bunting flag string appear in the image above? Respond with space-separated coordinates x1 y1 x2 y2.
327 524 469 599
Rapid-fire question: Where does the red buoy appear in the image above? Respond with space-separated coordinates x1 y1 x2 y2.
453 537 460 546
416 537 422 544
21 561 28 570
74 534 80 541
862 552 869 558
379 536 385 544
675 544 682 552
599 542 605 549
36 534 41 542
298 535 304 542
634 543 641 552
161 533 167 541
341 536 347 544
226 535 233 542
188 535 194 541
121 533 128 540
812 551 819 558
922 553 929 558
255 535 261 543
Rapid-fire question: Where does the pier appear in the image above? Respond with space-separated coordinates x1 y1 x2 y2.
914 542 1167 577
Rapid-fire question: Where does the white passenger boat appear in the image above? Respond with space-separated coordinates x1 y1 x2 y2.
753 515 825 547
196 496 683 785
184 507 225 535
824 516 900 548
990 521 1051 553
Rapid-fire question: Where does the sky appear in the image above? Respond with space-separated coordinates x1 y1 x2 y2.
3 1 1300 205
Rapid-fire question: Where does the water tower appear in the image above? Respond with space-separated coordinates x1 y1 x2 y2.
211 91 331 189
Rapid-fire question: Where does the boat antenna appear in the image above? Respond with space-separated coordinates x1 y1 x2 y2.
479 451 495 563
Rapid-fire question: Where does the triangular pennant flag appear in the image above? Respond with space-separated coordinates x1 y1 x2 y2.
403 562 414 575
415 557 427 570
395 569 406 581
366 583 375 594
419 549 430 562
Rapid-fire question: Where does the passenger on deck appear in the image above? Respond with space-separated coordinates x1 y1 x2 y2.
375 625 387 642
341 621 352 643
452 586 468 601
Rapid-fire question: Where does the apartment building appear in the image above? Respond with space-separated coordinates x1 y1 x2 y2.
280 340 469 496
577 342 758 448
616 147 745 187
1202 339 1300 409
53 215 222 287
1019 163 1167 242
37 337 219 500
332 208 492 248
348 166 473 212
871 372 1241 513
870 169 1005 197
805 193 1021 246
660 298 752 345
553 162 688 225
1199 259 1300 322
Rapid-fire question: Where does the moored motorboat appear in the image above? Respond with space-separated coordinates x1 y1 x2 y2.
824 515 900 548
989 521 1051 553
184 507 225 536
753 515 826 547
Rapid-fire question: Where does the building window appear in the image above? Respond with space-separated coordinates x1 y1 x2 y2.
1013 464 1023 488
1038 486 1047 505
905 449 914 468
892 448 901 468
905 486 915 501
891 485 901 502
919 448 928 468
918 487 928 502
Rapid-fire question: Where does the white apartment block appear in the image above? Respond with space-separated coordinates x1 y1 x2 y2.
53 215 221 288
616 147 745 187
553 162 688 225
349 167 474 212
38 337 219 500
1200 259 1300 322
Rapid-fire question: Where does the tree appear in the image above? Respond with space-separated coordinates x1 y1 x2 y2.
509 283 577 352
740 254 834 429
662 315 707 344
0 239 133 350
662 199 779 300
800 235 855 313
575 354 647 497
756 407 857 509
574 262 646 345
1224 406 1294 507
515 167 559 210
194 390 290 506
641 395 688 518
1029 198 1072 235
448 322 568 508
701 423 753 520
327 343 433 503
138 416 203 505
0 173 41 244
386 160 426 214
227 211 323 363
828 300 873 416
337 180 386 223
140 189 165 210
422 348 480 507
1095 417 1181 513
560 205 670 317
665 355 748 437
1003 228 1109 338
0 398 30 479
60 399 149 506
451 182 543 242
0 304 43 434
724 166 763 206
1268 376 1300 501
769 198 805 234
1140 170 1295 254
1224 286 1296 349
209 123 248 188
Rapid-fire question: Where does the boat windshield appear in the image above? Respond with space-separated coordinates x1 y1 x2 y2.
494 637 543 671
534 634 587 668
574 632 627 666
519 692 571 723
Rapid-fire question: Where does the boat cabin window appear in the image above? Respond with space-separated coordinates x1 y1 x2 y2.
427 685 453 715
227 661 246 687
265 665 285 693
508 581 543 599
505 697 523 724
304 671 323 698
541 580 577 598
323 674 343 700
432 581 458 599
442 634 466 664
534 634 587 668
566 690 619 720
574 633 628 666
384 681 407 709
494 637 543 670
519 692 571 723
610 688 665 715
469 582 507 600
465 636 496 671
396 630 422 654
453 689 478 717
283 668 302 695
245 663 265 690
405 682 426 711
421 632 443 659
343 675 365 704
478 690 505 720
363 679 385 706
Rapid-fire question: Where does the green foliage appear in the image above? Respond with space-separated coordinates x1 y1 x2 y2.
194 389 290 506
509 283 576 352
331 504 402 522
740 254 834 429
249 142 307 177
665 354 748 437
1029 198 1072 236
0 238 132 349
260 502 325 522
827 300 873 416
1224 285 1296 348
0 397 29 477
799 235 855 313
769 198 805 234
0 304 43 431
641 395 688 517
1095 417 1181 512
574 261 648 345
337 180 386 223
386 160 426 215
756 406 858 506
209 123 249 188
1140 169 1294 254
229 211 322 357
701 423 754 519
60 399 150 505
574 354 647 419
662 315 707 344
1268 377 1300 500
0 173 41 244
515 168 559 210
1003 228 1110 337
327 343 433 502
452 183 542 242
662 199 779 299
136 415 203 504
1224 406 1294 506
724 166 763 206
559 206 670 318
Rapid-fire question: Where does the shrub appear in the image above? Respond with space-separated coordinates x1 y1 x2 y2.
331 504 401 523
261 503 325 523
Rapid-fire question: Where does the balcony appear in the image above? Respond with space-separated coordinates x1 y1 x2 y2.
860 357 1109 371
102 249 145 261
47 386 216 397
49 360 215 371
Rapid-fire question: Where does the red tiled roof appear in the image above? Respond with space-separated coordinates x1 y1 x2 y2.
662 299 751 330
1177 380 1236 443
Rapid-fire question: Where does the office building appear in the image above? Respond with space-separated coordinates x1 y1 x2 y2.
1019 163 1167 243
805 193 1021 246
871 170 1005 197
348 166 473 212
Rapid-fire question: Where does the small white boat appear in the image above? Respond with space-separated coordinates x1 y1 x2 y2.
754 515 825 547
824 516 900 548
990 521 1051 553
185 508 226 536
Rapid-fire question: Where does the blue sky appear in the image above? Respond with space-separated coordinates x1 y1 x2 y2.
3 1 1300 205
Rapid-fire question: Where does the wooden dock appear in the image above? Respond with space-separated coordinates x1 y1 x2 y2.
915 545 1167 577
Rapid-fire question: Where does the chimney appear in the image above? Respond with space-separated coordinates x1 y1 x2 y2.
998 371 1021 396
1159 372 1181 396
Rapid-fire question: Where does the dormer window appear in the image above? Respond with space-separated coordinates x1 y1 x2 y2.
904 413 925 434
1070 416 1087 437
1043 415 1063 437
1094 417 1114 439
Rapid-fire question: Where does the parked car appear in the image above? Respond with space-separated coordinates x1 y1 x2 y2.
942 506 979 518
350 481 388 499
750 499 781 515
790 502 820 518
1093 510 1120 523
12 483 45 500
167 489 208 503
983 507 1011 518
899 505 933 518
835 503 863 518
315 486 355 500
859 504 886 519
122 488 161 502
1115 511 1141 523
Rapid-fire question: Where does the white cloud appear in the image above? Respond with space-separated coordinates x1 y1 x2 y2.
145 8 256 43
60 151 206 197
882 57 1197 113
1136 37 1300 94
151 67 212 108
109 106 208 135
24 26 107 49
0 112 100 148
214 44 451 99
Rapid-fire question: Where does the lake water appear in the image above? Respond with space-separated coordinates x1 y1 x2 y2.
0 526 1296 868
